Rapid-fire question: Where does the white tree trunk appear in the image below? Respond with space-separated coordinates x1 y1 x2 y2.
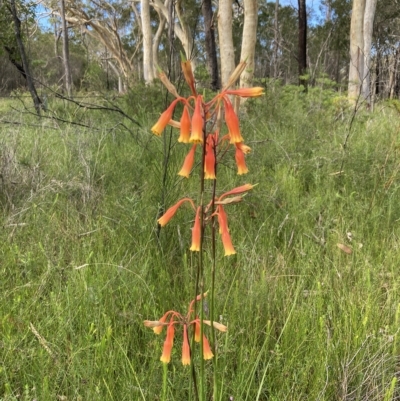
348 0 366 104
152 9 166 77
239 0 258 88
361 0 377 104
218 0 235 87
141 0 155 84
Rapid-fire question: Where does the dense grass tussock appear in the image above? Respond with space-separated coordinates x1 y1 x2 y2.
1 85 400 401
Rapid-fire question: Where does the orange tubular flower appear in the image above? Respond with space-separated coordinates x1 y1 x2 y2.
181 59 197 96
235 144 249 175
178 106 191 143
217 206 236 256
223 98 244 144
182 324 191 365
160 322 175 364
190 207 201 252
194 320 201 342
202 335 214 360
151 98 181 136
225 87 264 97
158 198 195 227
204 134 216 179
220 184 255 200
178 145 197 178
190 96 204 144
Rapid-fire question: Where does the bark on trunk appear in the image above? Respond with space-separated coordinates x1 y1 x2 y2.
298 0 307 89
348 0 366 105
273 0 279 79
60 0 73 97
9 0 42 114
239 0 258 89
202 0 220 90
141 0 155 84
218 0 235 87
361 0 377 105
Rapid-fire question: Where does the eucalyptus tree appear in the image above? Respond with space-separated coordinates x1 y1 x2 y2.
0 0 43 113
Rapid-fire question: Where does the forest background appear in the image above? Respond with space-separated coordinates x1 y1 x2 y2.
1 0 400 400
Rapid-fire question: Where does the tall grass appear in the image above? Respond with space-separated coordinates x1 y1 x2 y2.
1 86 400 400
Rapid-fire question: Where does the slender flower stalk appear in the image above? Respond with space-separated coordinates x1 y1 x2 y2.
146 59 261 398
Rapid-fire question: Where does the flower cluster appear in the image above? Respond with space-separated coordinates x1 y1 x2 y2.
144 59 263 366
144 293 227 365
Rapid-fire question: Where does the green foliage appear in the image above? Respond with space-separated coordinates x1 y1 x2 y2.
1 91 400 400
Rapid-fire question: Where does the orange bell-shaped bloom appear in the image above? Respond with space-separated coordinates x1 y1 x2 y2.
151 98 181 136
181 59 197 96
158 198 195 227
204 134 216 179
190 96 204 144
160 322 175 364
152 311 169 334
202 335 214 360
178 105 191 143
181 324 191 365
223 98 243 144
178 145 197 178
190 206 201 252
217 206 236 256
237 142 251 154
225 87 264 97
235 144 249 175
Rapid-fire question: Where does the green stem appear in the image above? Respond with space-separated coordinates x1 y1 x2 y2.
162 363 168 401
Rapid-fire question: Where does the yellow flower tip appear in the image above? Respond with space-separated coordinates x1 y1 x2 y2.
237 142 252 154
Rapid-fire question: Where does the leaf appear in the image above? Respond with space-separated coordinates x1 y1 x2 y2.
337 243 352 255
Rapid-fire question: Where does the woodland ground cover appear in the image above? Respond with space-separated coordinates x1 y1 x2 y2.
1 83 400 400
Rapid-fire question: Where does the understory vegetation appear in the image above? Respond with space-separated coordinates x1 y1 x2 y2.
1 83 400 400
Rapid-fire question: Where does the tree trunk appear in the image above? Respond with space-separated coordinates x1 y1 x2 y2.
202 0 220 90
298 0 307 89
348 0 366 105
60 0 73 97
152 9 166 78
361 0 377 105
273 0 279 79
9 0 42 114
141 0 155 84
239 0 258 89
218 0 235 87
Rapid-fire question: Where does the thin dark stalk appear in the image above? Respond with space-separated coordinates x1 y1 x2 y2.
210 135 218 399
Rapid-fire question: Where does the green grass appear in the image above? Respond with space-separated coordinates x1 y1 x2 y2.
1 87 400 400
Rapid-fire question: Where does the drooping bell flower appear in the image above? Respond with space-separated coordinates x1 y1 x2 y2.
178 145 197 178
202 335 214 360
181 58 197 96
158 198 195 227
225 87 264 97
178 105 191 143
204 134 216 179
190 96 204 144
181 324 191 365
160 322 175 364
223 98 243 144
194 319 201 342
235 144 249 175
151 98 181 136
190 206 201 252
217 206 236 256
